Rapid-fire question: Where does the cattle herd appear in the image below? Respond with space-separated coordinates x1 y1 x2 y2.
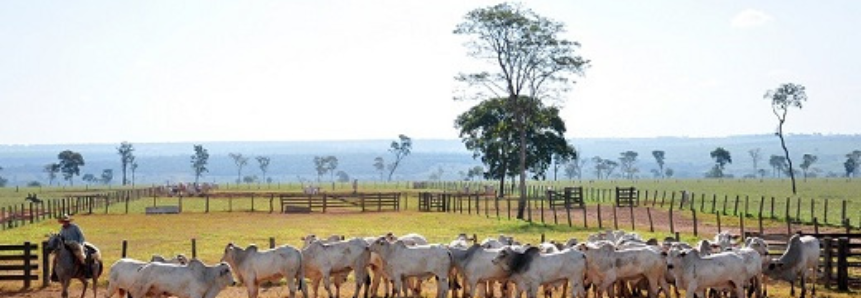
103 231 821 298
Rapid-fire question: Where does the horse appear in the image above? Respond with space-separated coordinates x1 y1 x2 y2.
46 233 103 298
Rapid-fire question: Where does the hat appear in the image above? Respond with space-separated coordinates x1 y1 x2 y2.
58 214 73 223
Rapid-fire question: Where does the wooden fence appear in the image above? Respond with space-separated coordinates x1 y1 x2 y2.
0 188 158 231
0 242 42 288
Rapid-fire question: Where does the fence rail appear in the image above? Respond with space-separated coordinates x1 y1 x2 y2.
0 242 40 288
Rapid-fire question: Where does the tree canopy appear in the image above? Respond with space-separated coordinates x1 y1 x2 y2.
386 135 412 181
765 82 807 194
454 2 587 219
117 141 135 185
58 150 85 186
191 145 209 184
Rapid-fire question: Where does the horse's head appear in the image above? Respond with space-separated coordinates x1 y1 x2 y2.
45 232 64 252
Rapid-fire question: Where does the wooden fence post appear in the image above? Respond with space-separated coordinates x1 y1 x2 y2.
191 238 197 259
739 211 745 240
41 241 49 288
647 207 654 232
612 205 618 230
711 194 717 213
770 196 775 219
270 194 274 213
717 212 722 233
23 241 32 288
692 209 698 236
669 206 675 234
823 237 833 288
722 195 729 215
813 217 819 235
841 200 847 224
597 204 603 229
122 240 128 258
630 203 635 231
733 195 740 216
796 197 801 222
205 196 210 213
785 197 791 221
269 237 275 249
837 237 848 291
824 199 829 224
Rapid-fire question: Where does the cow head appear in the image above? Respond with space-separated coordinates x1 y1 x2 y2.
216 262 238 287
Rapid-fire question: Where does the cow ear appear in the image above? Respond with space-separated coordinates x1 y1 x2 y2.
301 236 306 241
680 251 687 257
661 251 667 256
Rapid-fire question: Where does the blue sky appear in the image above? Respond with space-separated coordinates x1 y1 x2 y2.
1 1 859 145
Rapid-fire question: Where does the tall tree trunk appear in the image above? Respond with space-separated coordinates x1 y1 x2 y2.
516 106 528 220
121 164 127 186
778 121 798 195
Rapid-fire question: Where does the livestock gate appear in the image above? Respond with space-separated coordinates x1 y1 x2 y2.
615 186 639 207
547 186 585 209
0 241 45 288
278 192 401 213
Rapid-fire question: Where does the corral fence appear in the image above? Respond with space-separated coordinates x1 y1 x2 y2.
421 182 858 237
139 191 403 214
0 187 159 231
746 232 861 291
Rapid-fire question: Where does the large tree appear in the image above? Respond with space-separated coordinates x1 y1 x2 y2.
651 150 665 179
256 156 271 185
44 163 60 186
748 148 762 177
191 145 209 184
709 147 732 178
373 157 385 181
454 2 588 219
456 96 574 196
228 153 249 184
619 151 639 179
58 150 85 186
846 150 861 178
386 135 412 181
101 169 113 185
765 83 807 194
117 141 135 185
769 155 788 178
799 154 818 181
313 156 338 188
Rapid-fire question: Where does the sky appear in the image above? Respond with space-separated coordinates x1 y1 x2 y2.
1 1 859 145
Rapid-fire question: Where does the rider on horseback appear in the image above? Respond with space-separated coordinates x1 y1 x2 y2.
52 214 93 281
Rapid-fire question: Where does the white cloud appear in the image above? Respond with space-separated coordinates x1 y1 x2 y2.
731 9 774 28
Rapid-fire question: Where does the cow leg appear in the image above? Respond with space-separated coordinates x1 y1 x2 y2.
322 272 335 298
286 274 298 298
312 277 323 298
354 269 368 298
246 281 259 298
439 276 450 298
392 275 404 298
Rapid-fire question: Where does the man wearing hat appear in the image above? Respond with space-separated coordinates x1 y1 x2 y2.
52 214 91 281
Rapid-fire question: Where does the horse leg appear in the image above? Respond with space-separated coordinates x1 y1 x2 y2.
79 278 89 298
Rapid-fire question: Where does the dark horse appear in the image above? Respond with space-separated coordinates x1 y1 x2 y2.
46 233 103 298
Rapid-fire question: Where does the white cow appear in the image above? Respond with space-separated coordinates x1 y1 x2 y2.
449 244 511 298
302 237 371 298
128 259 236 298
105 255 190 298
492 246 587 298
575 242 668 298
665 250 747 298
713 231 741 252
221 243 307 298
369 237 451 298
764 234 820 298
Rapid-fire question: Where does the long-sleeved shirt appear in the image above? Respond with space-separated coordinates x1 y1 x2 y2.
59 223 86 244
